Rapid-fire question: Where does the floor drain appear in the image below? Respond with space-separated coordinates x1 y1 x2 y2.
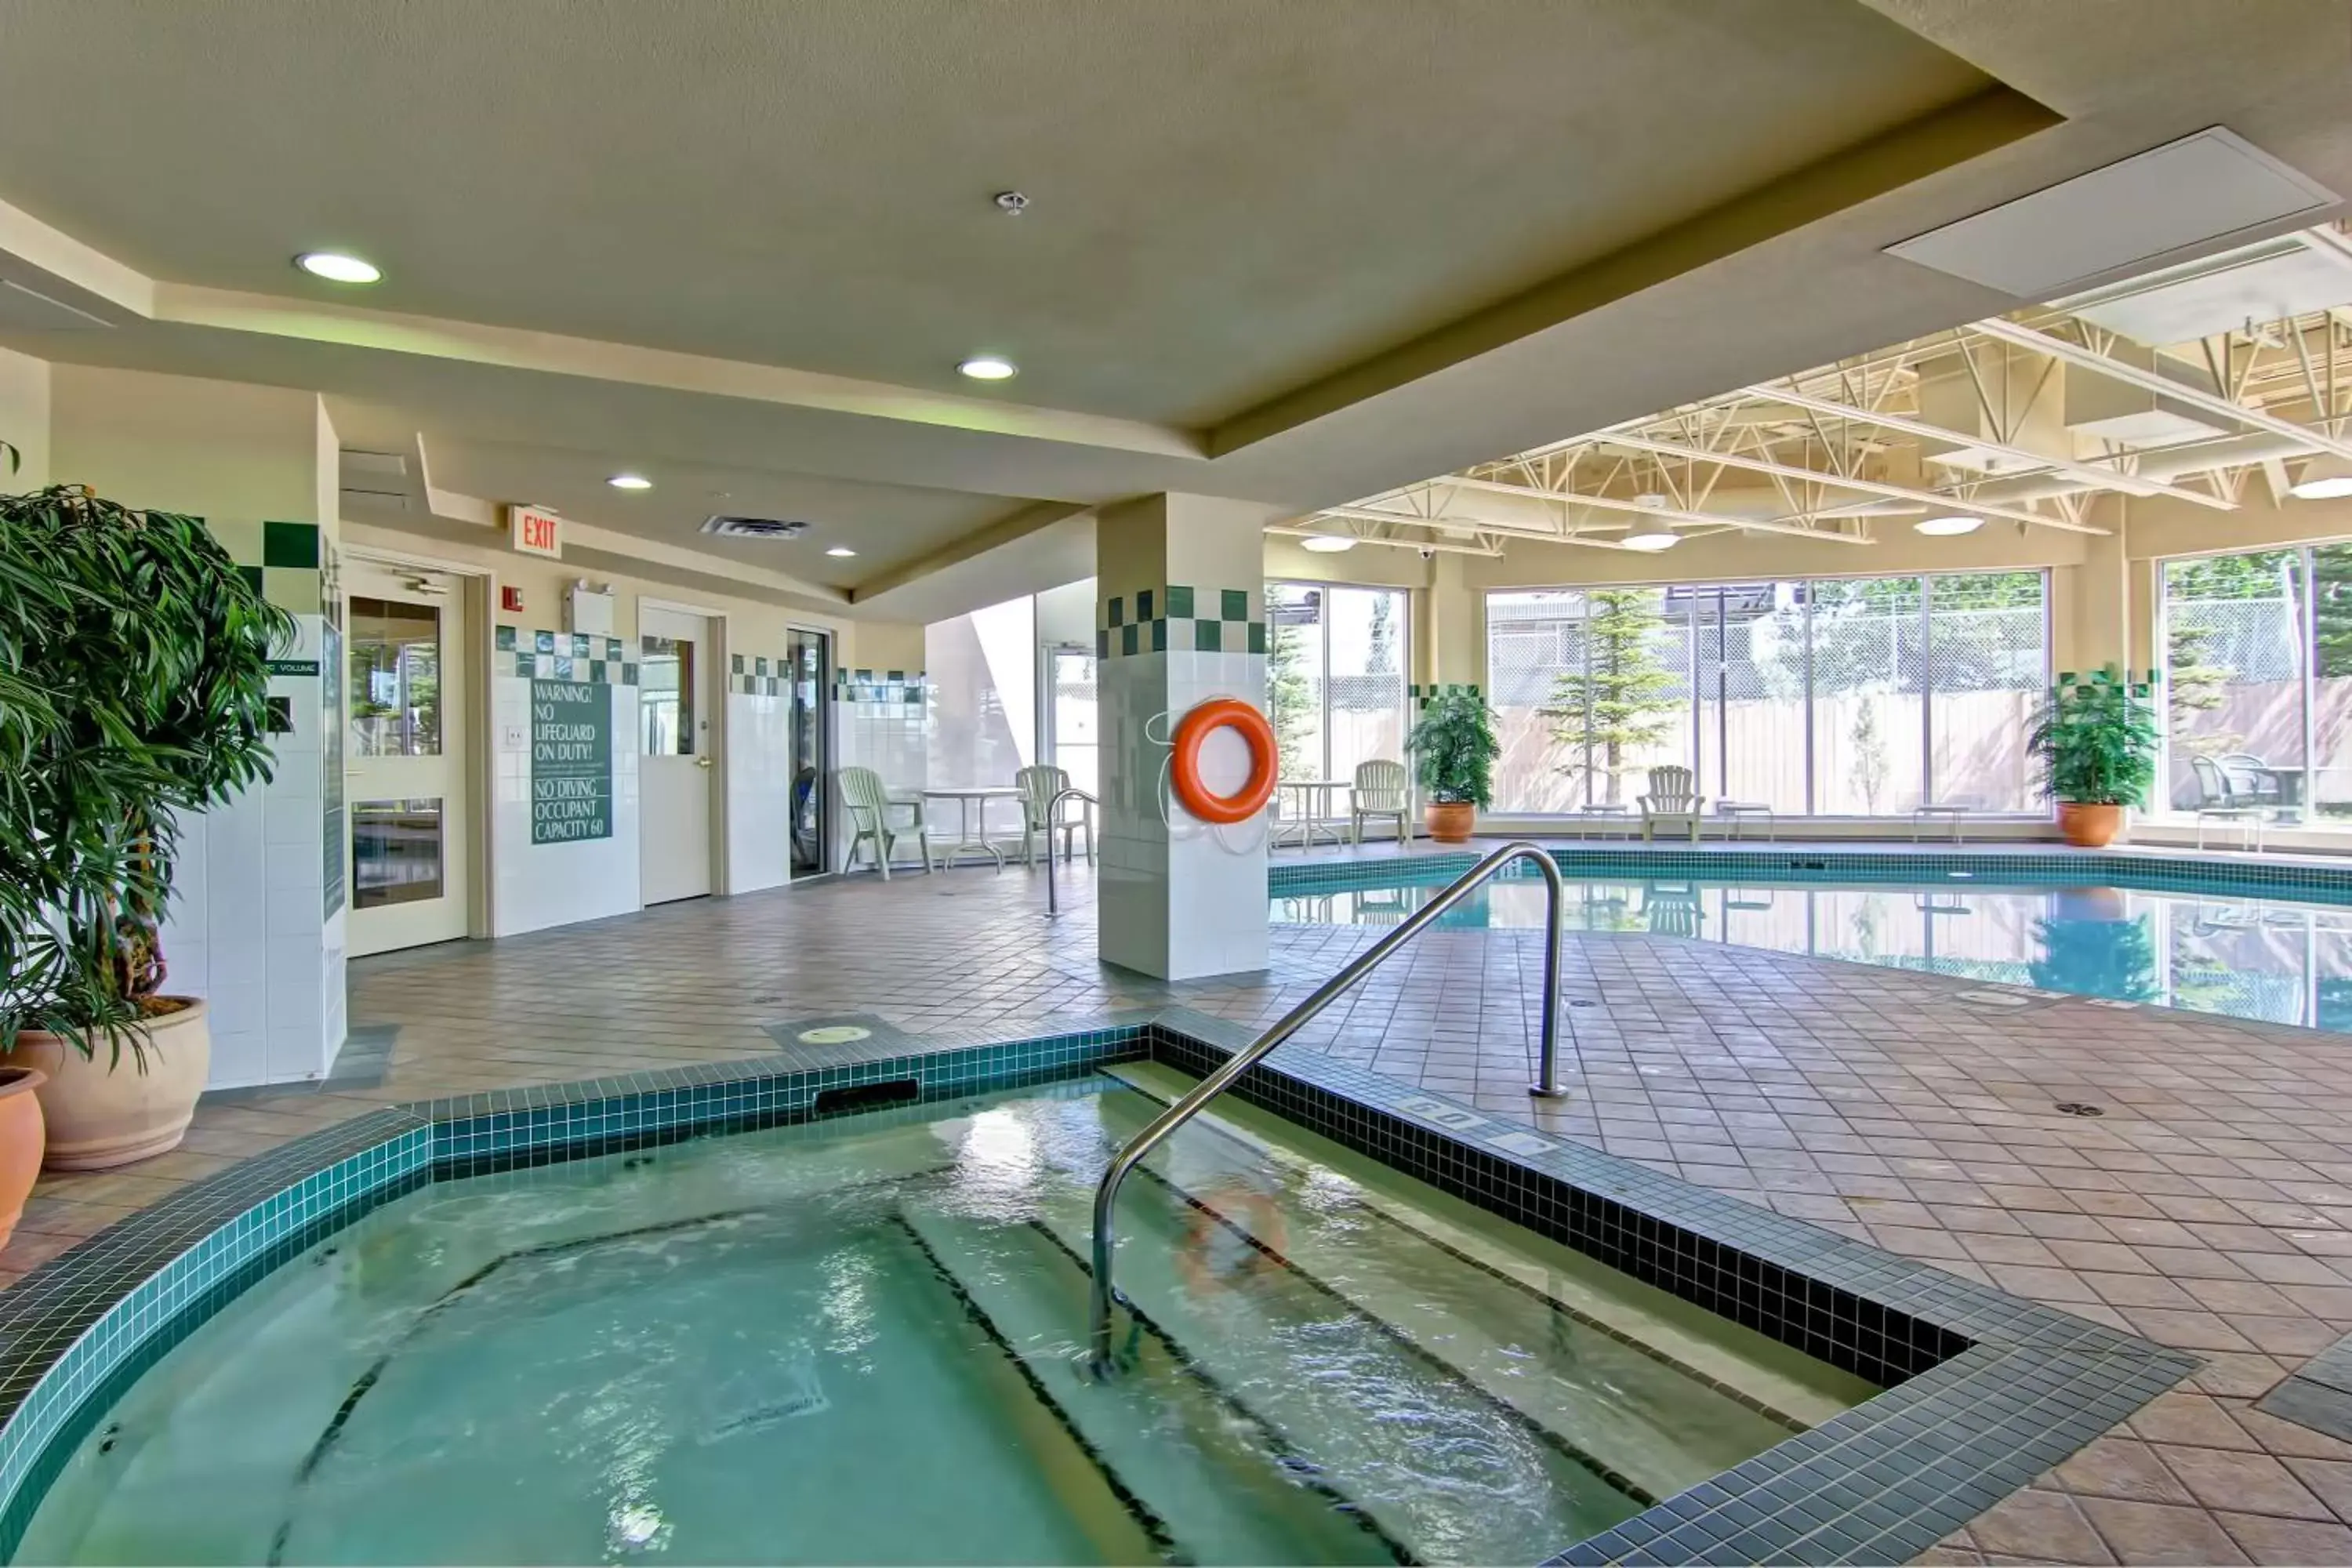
797 1025 873 1046
2054 1102 2105 1118
1567 1000 1596 1009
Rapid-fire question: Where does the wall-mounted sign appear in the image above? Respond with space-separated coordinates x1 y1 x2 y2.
529 678 612 844
509 503 563 560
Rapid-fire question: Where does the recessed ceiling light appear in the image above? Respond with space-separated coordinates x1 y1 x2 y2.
607 474 653 491
1298 535 1356 554
295 252 381 284
826 546 857 557
957 355 1018 381
1621 527 1680 552
2290 474 2352 499
1914 514 1983 535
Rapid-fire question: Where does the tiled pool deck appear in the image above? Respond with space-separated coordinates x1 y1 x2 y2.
13 838 2352 1563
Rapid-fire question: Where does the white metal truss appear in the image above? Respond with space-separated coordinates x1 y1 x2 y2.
1286 222 2352 556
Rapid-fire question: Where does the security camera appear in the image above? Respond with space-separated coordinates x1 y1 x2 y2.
1417 545 1436 560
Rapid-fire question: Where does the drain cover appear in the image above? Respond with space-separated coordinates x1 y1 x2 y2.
797 1025 873 1046
2054 1102 2105 1118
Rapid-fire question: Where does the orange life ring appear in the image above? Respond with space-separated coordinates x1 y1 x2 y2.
1170 699 1278 824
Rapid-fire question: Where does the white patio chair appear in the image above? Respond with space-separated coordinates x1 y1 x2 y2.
838 766 933 879
1637 764 1704 842
1015 764 1094 866
1349 759 1410 847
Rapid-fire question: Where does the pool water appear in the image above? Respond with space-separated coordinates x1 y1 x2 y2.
19 1069 1871 1566
1274 874 2352 1033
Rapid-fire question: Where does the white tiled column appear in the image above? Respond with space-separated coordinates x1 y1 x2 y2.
1096 494 1276 981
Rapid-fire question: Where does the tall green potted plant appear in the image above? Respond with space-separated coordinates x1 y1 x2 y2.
2 486 292 1168
2027 665 2159 848
1405 686 1498 844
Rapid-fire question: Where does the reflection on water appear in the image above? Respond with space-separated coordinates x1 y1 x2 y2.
1272 880 2352 1034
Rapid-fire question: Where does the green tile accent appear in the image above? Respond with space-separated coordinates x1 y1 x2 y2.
1120 622 1139 657
236 564 264 600
1095 630 1110 659
535 630 556 654
1109 596 1124 627
261 520 319 570
1221 588 1248 621
495 625 517 652
731 652 746 673
1247 621 1266 655
1195 618 1221 651
1138 588 1155 621
1150 617 1167 652
1165 585 1194 618
756 656 770 677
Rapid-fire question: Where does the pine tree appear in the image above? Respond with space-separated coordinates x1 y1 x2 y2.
1540 590 1679 804
1851 698 1889 813
1367 593 1396 676
1266 615 1316 779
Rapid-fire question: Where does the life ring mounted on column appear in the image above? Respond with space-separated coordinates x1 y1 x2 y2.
1169 699 1279 825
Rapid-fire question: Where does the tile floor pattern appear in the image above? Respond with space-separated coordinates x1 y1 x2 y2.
13 849 2352 1563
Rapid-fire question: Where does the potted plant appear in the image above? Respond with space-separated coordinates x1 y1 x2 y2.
0 1065 42 1249
2027 664 2159 848
1405 686 1497 844
2 486 292 1169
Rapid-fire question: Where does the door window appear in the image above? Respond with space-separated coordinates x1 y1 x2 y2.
349 597 441 757
641 635 696 754
352 798 446 908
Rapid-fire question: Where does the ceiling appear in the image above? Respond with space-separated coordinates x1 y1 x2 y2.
0 0 2343 616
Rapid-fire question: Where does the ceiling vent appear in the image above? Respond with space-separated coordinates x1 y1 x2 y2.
1885 129 2337 299
701 514 810 539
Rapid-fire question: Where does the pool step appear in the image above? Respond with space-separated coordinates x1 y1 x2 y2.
1017 1144 1650 1562
1096 1066 1831 1496
895 1196 1405 1566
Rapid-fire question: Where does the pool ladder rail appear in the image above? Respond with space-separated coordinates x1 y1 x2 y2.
1087 840 1569 1372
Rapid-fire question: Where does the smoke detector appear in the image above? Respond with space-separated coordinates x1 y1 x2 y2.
701 515 811 539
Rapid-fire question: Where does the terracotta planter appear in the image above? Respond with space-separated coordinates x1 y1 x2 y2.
0 1066 45 1250
13 1000 210 1171
1425 801 1476 844
2057 802 2125 849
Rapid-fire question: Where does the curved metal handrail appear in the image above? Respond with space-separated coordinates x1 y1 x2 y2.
1043 786 1097 915
1087 840 1567 1370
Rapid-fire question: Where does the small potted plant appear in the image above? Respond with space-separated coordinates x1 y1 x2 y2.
2027 665 2158 848
1405 686 1498 844
2 486 292 1169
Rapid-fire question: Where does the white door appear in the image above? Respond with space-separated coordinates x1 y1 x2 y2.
345 561 471 956
640 604 717 903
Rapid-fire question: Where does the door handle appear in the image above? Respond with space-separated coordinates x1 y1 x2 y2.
696 755 715 769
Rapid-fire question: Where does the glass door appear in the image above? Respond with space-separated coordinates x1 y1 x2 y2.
345 561 470 956
1043 644 1098 797
787 628 830 877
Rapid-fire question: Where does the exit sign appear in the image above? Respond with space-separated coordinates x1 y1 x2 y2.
508 503 563 559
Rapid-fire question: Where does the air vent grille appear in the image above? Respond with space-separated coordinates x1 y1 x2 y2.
701 515 811 539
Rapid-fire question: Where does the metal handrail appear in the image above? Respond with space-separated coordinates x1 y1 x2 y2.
1087 840 1567 1370
1043 786 1097 915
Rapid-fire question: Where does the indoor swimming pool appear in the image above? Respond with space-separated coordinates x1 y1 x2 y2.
1273 863 2352 1034
15 1068 1871 1566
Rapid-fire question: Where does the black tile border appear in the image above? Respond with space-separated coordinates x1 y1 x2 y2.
0 1009 2196 1565
2257 1327 2352 1446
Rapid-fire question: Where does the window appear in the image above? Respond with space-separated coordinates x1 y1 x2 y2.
2160 546 2336 822
1488 572 2049 816
925 594 1036 787
1267 582 1409 783
348 596 441 757
639 635 695 755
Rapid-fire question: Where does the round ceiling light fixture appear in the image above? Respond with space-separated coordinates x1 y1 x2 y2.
1298 535 1356 554
1914 514 1983 536
1620 527 1680 552
957 355 1018 381
826 546 858 557
607 474 653 492
295 251 381 284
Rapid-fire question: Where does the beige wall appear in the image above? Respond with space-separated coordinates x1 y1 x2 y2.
52 364 326 521
341 517 916 673
0 345 50 488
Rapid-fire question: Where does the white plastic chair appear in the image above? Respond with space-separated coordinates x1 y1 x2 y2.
1638 764 1704 842
1349 759 1410 847
1015 764 1094 866
838 766 933 878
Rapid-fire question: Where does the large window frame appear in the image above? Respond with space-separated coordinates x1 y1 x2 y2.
1485 569 2052 818
2154 539 2352 826
1266 579 1413 785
